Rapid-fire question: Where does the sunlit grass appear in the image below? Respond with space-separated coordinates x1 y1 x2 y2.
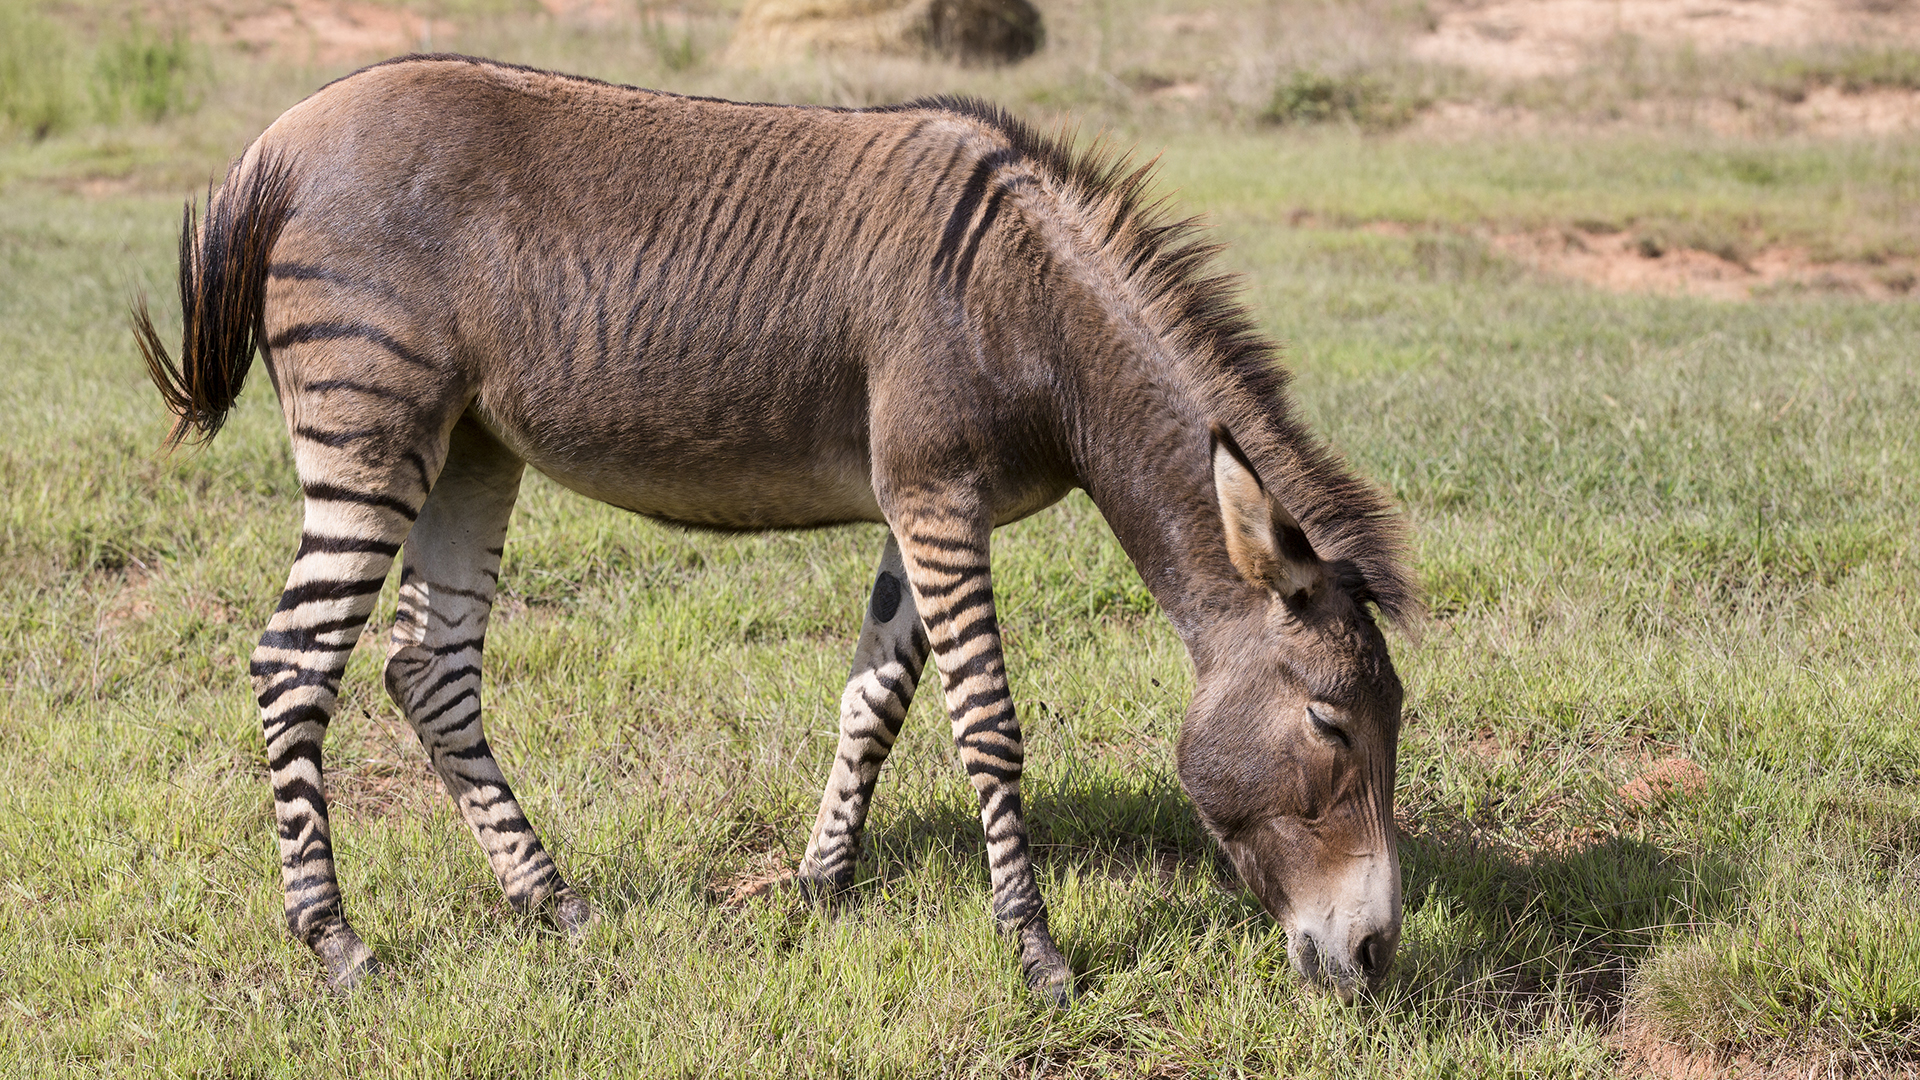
4 2 1920 1073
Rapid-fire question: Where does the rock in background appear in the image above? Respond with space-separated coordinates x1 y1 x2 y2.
725 0 1041 67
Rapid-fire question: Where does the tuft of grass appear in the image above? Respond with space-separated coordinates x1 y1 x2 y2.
1764 47 1920 97
1630 849 1920 1058
640 8 702 73
1262 68 1424 131
89 22 198 124
0 4 76 140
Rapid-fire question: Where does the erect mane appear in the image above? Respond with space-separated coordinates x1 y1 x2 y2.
902 96 1422 630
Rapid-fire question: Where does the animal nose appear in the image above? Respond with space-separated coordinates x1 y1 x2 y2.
1354 932 1391 982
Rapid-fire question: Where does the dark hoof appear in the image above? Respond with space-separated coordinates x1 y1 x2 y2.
552 894 597 936
1031 968 1075 1009
1018 923 1074 1008
315 928 379 989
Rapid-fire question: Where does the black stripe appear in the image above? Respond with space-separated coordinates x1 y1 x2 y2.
268 321 436 370
950 184 1010 304
303 379 424 413
423 581 491 602
268 741 321 774
273 775 326 807
302 481 420 521
845 131 885 178
268 262 404 303
859 688 903 721
404 451 432 494
442 738 494 762
877 118 933 177
257 614 366 652
477 814 534 837
896 651 925 682
957 694 1013 726
430 635 487 656
413 689 478 729
296 533 402 559
907 533 980 555
274 575 386 614
912 573 980 600
936 641 998 676
872 670 912 704
255 666 340 709
260 702 329 745
932 150 1019 281
966 758 1022 784
924 143 974 210
945 604 999 639
416 663 481 704
936 587 994 625
291 425 386 448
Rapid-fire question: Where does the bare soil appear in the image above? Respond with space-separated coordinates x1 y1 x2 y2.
1491 227 1920 300
1413 0 1920 80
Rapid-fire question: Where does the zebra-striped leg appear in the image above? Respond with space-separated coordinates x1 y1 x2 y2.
893 514 1073 1006
796 533 931 895
382 420 592 932
253 465 425 987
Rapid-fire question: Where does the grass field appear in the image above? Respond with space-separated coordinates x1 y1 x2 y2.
3 0 1920 1075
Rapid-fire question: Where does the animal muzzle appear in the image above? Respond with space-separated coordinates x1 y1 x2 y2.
1285 853 1402 1003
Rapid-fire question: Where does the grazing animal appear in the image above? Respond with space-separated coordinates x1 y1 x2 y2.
136 55 1419 1004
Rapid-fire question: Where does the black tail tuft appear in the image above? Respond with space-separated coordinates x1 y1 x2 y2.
134 154 298 450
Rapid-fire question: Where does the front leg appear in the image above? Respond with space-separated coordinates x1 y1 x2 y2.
892 512 1073 1006
798 532 931 893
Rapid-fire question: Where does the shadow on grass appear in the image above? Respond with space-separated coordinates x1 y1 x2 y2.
1390 819 1742 1027
578 767 1738 1028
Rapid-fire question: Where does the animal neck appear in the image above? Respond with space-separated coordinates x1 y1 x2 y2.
1061 318 1262 648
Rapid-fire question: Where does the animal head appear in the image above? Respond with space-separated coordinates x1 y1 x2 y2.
1176 425 1405 1003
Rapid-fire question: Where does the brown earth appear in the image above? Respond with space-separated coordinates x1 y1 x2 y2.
210 0 448 64
1617 755 1710 808
1491 227 1920 300
1413 0 1920 80
1415 86 1920 137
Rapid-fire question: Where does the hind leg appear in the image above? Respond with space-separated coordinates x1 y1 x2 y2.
254 442 431 985
383 418 592 930
796 532 931 893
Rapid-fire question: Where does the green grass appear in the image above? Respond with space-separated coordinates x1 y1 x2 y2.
4 2 1920 1075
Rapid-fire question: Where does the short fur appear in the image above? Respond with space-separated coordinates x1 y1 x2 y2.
136 55 1418 1001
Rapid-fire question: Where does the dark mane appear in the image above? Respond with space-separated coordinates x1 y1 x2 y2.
905 96 1422 630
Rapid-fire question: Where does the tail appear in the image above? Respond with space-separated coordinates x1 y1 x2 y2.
133 154 298 449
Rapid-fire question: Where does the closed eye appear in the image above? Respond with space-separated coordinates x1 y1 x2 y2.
1308 705 1351 749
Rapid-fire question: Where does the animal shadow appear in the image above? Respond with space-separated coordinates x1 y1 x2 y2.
1389 816 1741 1024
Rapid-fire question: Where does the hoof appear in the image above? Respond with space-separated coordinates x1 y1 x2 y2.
315 928 379 989
1018 923 1074 1008
1030 967 1075 1009
552 894 598 936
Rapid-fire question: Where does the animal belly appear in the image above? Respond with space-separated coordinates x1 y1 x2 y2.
537 454 885 530
470 394 883 530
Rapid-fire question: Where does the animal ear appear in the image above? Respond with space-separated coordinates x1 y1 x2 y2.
1210 424 1324 603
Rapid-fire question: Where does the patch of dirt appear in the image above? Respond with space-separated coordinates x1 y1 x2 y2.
1412 0 1920 80
1617 755 1709 809
328 706 443 818
1612 1015 1920 1079
95 564 236 634
1142 11 1219 36
220 0 449 65
1613 1019 1752 1079
714 840 801 906
1490 227 1920 300
1784 84 1920 134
